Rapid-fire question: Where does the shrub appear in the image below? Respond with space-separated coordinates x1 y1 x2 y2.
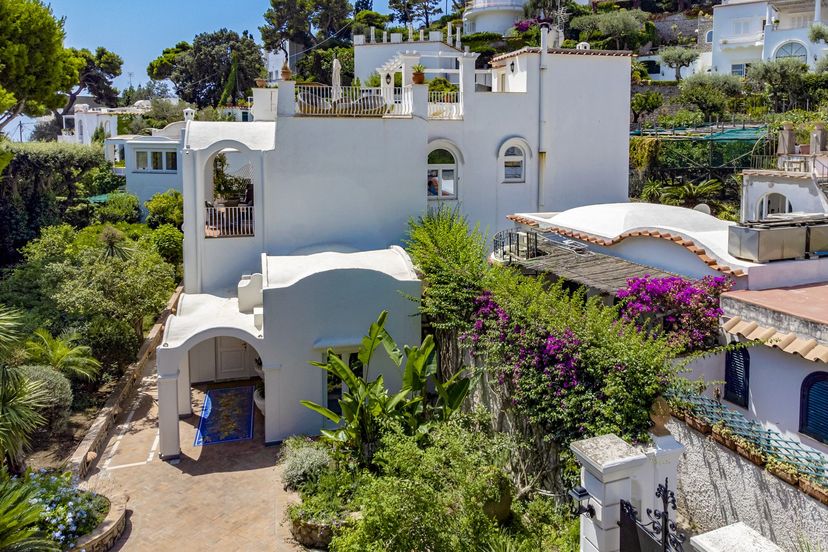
18 365 72 432
25 469 109 549
145 189 183 229
150 224 184 266
281 439 332 491
87 168 125 196
79 316 140 374
96 192 140 224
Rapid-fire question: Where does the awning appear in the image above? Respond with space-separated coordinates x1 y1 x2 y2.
723 316 828 363
513 240 676 295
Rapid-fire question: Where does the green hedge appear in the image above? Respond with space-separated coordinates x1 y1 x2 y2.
19 365 73 432
0 142 105 266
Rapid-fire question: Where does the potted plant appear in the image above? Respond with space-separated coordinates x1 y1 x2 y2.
254 379 265 415
772 18 780 29
412 64 426 84
766 457 799 486
281 61 293 81
734 436 765 467
799 476 828 505
711 421 737 450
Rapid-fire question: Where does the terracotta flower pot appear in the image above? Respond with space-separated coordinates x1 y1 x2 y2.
412 72 425 85
768 464 799 486
255 78 267 88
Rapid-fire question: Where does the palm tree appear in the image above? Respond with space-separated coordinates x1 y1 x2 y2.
0 305 23 359
0 472 59 551
660 178 723 208
24 330 101 381
0 364 47 475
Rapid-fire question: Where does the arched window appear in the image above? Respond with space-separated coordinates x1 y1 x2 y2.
801 372 828 444
705 30 713 44
724 348 750 407
758 192 792 219
427 148 457 199
775 42 807 62
502 146 525 183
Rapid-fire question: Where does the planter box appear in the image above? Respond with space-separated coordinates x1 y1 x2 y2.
800 479 828 506
736 443 765 467
711 427 736 451
685 413 712 435
767 464 799 487
75 494 128 552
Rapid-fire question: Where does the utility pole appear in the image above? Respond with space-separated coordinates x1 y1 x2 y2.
128 71 134 88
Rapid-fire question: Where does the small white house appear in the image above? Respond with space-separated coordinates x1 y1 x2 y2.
58 101 151 146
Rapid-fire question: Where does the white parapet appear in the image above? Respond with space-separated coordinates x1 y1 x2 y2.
690 522 783 552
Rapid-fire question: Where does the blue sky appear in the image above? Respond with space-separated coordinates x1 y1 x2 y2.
49 0 393 90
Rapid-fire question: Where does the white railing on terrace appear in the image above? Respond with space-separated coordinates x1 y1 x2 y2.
465 0 523 9
296 85 412 117
205 205 254 238
428 91 462 120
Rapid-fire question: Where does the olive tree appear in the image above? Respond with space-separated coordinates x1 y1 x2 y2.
747 58 808 112
677 73 742 120
660 46 699 81
631 90 664 123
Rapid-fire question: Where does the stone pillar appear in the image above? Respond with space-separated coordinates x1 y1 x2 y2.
156 348 181 460
447 23 453 44
458 53 478 117
399 52 421 87
177 355 192 417
571 434 648 552
810 122 826 153
420 29 425 41
640 434 685 516
456 28 462 49
370 26 376 43
277 80 295 117
815 0 822 23
778 123 795 154
383 30 388 43
381 71 395 105
691 522 783 552
411 84 428 118
251 88 277 121
408 24 414 42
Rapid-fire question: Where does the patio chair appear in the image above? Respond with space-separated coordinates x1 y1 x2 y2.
350 95 388 116
297 92 332 115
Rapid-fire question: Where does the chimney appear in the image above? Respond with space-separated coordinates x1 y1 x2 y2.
183 108 195 121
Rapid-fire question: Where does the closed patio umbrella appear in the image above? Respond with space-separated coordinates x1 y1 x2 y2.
332 57 342 102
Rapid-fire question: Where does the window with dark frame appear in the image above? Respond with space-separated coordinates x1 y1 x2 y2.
724 348 750 407
801 372 828 444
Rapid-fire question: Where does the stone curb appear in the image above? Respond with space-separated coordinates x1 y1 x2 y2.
75 493 129 552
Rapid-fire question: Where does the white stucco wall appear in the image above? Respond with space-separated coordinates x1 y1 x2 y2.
123 139 183 214
711 1 768 74
463 8 523 34
743 174 828 220
261 268 421 443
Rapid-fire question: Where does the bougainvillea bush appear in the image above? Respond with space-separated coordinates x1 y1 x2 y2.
616 275 731 352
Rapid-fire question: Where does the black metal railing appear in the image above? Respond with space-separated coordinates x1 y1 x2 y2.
493 229 540 262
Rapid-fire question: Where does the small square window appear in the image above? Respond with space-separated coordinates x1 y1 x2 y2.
165 151 177 171
151 151 163 170
136 151 148 170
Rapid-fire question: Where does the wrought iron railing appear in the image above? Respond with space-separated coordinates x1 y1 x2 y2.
674 392 828 486
493 229 540 262
428 91 462 120
205 205 254 238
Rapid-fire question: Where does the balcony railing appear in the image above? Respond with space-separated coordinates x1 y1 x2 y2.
428 91 462 120
296 85 413 117
205 205 254 238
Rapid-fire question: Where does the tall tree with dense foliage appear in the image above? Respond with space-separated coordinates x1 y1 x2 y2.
412 0 443 26
747 59 808 112
261 0 352 54
677 73 742 120
570 9 649 50
659 46 699 81
0 0 80 131
56 46 123 125
147 30 263 108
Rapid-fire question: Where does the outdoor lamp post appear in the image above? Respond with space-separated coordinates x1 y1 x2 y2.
568 485 595 518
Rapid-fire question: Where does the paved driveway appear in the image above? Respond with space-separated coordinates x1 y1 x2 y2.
86 365 303 551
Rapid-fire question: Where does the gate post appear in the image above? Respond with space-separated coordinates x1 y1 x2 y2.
571 434 648 552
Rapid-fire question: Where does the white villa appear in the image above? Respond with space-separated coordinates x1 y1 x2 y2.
154 26 633 460
58 101 151 146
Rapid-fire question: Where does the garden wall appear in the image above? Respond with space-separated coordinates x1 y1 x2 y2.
668 418 828 548
67 286 183 478
631 83 680 122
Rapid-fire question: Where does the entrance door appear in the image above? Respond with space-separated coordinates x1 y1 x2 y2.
216 337 250 380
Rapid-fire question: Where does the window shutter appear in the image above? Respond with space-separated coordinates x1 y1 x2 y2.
725 349 749 407
803 378 828 443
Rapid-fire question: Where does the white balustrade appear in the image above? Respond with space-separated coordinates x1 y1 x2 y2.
428 91 462 120
295 85 413 117
205 205 254 238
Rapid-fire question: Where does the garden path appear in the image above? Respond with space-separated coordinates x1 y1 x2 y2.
84 361 304 551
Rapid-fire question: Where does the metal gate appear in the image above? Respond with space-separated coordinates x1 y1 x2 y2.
619 478 686 552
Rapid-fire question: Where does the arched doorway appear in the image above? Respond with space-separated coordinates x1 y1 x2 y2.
758 192 792 219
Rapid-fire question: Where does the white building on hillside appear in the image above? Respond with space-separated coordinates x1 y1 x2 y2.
58 101 151 146
153 27 633 460
463 0 525 35
711 0 828 75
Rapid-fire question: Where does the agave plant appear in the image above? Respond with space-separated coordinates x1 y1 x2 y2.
0 305 24 360
0 472 59 551
24 329 101 381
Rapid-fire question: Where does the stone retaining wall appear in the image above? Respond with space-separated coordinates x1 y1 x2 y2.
75 494 128 552
669 418 828 548
67 286 184 478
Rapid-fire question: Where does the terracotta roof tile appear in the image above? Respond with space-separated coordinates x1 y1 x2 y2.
724 316 828 363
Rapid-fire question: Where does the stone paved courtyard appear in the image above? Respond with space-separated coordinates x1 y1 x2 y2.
85 362 303 551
